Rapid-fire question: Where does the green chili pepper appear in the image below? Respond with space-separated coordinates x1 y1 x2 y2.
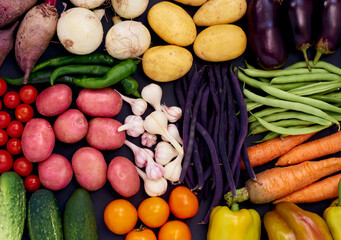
1 70 53 85
32 53 117 72
119 77 141 98
50 65 111 85
72 59 138 89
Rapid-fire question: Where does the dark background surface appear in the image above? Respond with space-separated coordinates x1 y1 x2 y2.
1 0 341 239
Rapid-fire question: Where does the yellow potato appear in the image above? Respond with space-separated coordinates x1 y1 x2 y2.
147 1 197 46
173 0 207 6
193 24 247 62
193 0 247 26
142 45 193 82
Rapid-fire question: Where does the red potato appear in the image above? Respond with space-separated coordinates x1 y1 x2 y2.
0 0 37 28
76 88 123 117
38 153 73 191
72 147 107 191
21 118 55 162
15 0 58 84
0 21 19 68
53 109 88 144
107 156 140 197
36 84 72 116
86 118 126 150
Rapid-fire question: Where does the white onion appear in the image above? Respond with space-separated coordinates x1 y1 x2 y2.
57 7 104 55
70 0 105 9
105 20 151 60
112 0 149 19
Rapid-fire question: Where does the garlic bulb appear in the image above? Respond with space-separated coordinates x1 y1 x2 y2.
155 141 179 165
141 132 157 148
136 167 168 197
118 115 144 137
161 105 182 123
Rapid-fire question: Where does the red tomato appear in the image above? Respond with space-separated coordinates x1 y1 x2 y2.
169 186 199 219
19 85 38 104
15 103 34 122
0 111 11 128
13 157 33 176
0 78 7 96
6 120 24 138
4 91 20 109
158 220 191 240
0 149 13 173
0 129 8 146
24 175 41 192
125 228 157 240
6 138 21 155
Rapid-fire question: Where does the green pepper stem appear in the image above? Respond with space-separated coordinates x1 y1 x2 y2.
337 178 341 206
231 203 240 212
224 187 249 207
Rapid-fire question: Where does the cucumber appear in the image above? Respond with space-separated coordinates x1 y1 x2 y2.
63 188 98 240
0 171 26 240
27 189 63 240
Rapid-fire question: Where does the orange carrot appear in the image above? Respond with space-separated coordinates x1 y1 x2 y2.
225 157 341 205
276 130 341 166
241 132 316 169
273 173 341 204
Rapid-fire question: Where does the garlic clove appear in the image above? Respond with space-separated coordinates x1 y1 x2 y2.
155 141 178 165
161 124 183 145
141 132 157 148
141 83 162 111
163 154 183 183
161 105 182 123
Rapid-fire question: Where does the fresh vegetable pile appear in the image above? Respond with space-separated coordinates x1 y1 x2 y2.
1 0 341 239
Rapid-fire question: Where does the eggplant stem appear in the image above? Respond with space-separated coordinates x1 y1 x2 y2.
313 51 323 65
301 49 311 72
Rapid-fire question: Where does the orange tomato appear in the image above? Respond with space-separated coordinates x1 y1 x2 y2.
169 186 199 219
137 197 170 228
158 220 191 240
104 199 138 235
125 227 157 240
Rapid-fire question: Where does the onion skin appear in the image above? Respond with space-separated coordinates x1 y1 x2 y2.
112 0 149 19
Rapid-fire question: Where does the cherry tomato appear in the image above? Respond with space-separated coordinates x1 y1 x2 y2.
15 103 34 122
24 175 41 192
0 149 13 173
138 197 170 228
13 157 33 176
4 91 20 109
0 111 11 128
19 85 38 104
0 78 7 96
158 220 191 240
6 120 24 138
0 129 8 146
6 138 21 155
169 186 199 219
125 228 157 240
104 199 138 235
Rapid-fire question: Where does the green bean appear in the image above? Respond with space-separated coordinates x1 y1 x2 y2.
249 111 331 130
246 101 264 111
242 68 328 78
254 116 332 135
249 119 314 135
238 70 310 90
271 73 341 84
252 132 280 143
286 61 341 76
244 88 339 125
244 62 269 83
261 85 341 114
248 107 288 123
288 81 341 96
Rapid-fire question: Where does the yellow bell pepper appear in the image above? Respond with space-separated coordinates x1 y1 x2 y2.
323 178 341 240
207 203 261 240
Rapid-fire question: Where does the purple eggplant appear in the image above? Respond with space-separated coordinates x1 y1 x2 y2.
247 0 288 69
287 0 314 70
314 0 341 64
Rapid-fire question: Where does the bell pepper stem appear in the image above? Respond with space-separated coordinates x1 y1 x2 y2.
231 203 240 212
224 187 249 207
